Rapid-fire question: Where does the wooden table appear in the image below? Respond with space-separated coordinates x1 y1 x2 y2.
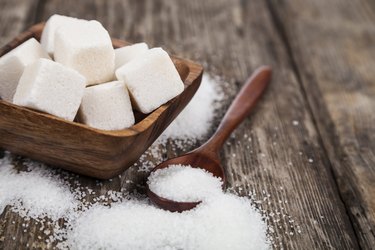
0 0 374 249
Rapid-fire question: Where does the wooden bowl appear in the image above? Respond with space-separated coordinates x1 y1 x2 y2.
0 23 203 179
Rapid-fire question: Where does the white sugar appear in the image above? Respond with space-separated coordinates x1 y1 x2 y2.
159 73 224 143
64 195 269 250
147 164 223 202
116 47 184 114
0 150 270 249
0 154 77 220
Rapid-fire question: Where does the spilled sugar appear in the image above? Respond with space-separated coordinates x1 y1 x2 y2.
0 154 270 250
64 195 268 250
158 73 225 145
147 164 223 202
0 153 77 220
0 73 281 249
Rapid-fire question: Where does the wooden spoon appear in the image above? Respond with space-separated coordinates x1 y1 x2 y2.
147 66 272 212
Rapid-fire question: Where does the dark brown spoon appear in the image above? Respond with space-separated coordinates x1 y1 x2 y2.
147 66 272 212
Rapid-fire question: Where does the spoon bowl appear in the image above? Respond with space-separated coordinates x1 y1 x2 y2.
147 66 272 212
147 151 225 212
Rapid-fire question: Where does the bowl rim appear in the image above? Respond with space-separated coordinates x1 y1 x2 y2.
0 22 203 138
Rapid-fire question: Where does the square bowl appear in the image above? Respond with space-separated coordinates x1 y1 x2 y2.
0 23 203 179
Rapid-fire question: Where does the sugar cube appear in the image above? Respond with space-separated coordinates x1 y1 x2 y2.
0 38 50 102
41 14 87 56
115 48 184 113
54 20 115 85
13 58 86 121
115 43 149 69
78 81 134 130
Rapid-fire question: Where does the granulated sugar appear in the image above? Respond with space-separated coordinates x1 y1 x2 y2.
0 72 274 249
0 152 270 249
147 164 223 202
64 195 269 250
159 73 224 144
0 153 77 220
63 165 269 249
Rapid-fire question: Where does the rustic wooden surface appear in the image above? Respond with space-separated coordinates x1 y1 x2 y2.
0 0 374 249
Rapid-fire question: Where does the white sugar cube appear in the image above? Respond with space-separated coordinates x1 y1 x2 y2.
13 58 86 121
0 38 50 102
115 43 149 69
54 20 115 86
115 48 184 114
78 81 134 130
41 14 87 56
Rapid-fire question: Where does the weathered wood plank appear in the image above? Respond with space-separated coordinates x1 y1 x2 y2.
0 0 361 249
268 0 375 248
0 0 39 47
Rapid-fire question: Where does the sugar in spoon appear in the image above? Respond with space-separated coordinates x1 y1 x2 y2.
147 66 272 212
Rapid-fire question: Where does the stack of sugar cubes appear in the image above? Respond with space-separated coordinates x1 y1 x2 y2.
0 14 185 130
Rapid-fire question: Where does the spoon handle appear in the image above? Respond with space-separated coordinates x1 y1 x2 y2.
198 66 272 154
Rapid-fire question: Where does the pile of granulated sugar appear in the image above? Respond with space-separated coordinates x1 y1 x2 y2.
63 195 269 250
0 152 270 249
61 164 269 249
0 153 77 220
158 73 225 145
147 164 223 202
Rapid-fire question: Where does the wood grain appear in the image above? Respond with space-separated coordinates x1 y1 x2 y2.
268 0 375 248
36 0 357 248
0 0 39 46
0 0 372 249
